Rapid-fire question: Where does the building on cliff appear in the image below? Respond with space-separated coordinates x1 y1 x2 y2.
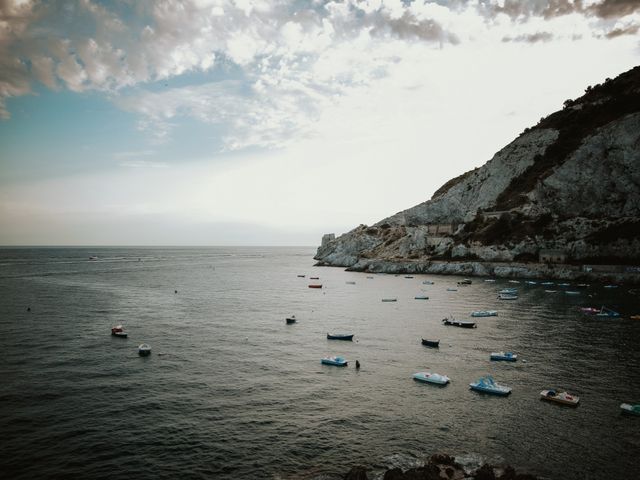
321 233 335 247
539 249 567 264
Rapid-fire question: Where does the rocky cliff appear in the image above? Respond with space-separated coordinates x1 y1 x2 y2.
315 66 640 280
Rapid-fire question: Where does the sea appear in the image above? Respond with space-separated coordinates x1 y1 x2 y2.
1 247 639 480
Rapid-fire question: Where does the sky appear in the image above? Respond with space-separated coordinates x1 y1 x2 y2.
0 0 639 246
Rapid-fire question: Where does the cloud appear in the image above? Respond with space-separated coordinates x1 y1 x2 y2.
606 24 640 37
590 0 640 19
503 31 554 43
0 0 638 154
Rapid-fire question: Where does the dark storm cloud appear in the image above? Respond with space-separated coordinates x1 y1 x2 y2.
590 0 640 19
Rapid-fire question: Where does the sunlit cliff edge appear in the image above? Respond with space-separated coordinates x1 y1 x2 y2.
315 66 640 283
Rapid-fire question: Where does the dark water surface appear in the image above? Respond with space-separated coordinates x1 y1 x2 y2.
1 247 639 479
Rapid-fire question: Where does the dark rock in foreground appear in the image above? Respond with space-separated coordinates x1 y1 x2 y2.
343 454 537 480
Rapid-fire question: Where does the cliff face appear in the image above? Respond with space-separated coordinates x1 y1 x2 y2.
315 66 640 275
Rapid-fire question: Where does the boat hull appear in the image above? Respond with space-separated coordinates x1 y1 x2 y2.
413 372 449 385
442 319 476 328
469 384 511 396
540 390 579 406
421 338 440 348
321 357 348 367
327 334 354 341
620 403 640 415
490 353 517 362
286 318 296 324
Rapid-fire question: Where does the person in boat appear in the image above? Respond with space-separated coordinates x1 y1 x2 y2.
355 360 360 369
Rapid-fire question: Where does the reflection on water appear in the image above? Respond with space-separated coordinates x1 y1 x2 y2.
0 247 639 479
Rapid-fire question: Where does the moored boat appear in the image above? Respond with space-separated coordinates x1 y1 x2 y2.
111 325 127 338
471 310 497 317
446 288 458 292
620 403 640 415
297 274 306 278
346 281 356 285
286 315 297 324
327 333 354 341
458 279 472 285
565 291 581 295
490 351 517 362
596 306 620 317
422 280 434 285
442 318 476 328
630 315 640 320
498 294 518 300
138 344 151 356
381 298 397 302
421 338 440 348
321 356 348 366
308 284 323 289
499 288 518 294
540 390 579 406
581 307 600 314
469 376 511 396
414 295 429 300
413 372 450 385
310 276 320 280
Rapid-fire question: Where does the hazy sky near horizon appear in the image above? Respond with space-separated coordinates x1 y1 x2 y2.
1 0 639 246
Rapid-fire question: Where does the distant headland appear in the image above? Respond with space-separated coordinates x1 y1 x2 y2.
315 66 640 284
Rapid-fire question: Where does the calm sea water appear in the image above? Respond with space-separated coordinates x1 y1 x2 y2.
1 247 639 479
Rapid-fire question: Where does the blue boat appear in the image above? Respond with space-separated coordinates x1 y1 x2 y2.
490 351 518 362
321 356 348 366
469 376 511 396
327 333 354 341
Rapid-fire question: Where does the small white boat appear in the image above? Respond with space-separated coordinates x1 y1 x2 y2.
111 325 127 338
381 298 397 302
413 372 450 386
540 390 579 406
499 288 518 294
565 291 581 295
525 280 538 285
483 279 496 282
544 289 557 293
138 344 151 356
321 356 348 367
620 403 640 415
508 280 520 284
471 310 497 317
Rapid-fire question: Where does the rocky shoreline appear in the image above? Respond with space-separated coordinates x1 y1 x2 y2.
343 454 537 480
314 258 640 285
